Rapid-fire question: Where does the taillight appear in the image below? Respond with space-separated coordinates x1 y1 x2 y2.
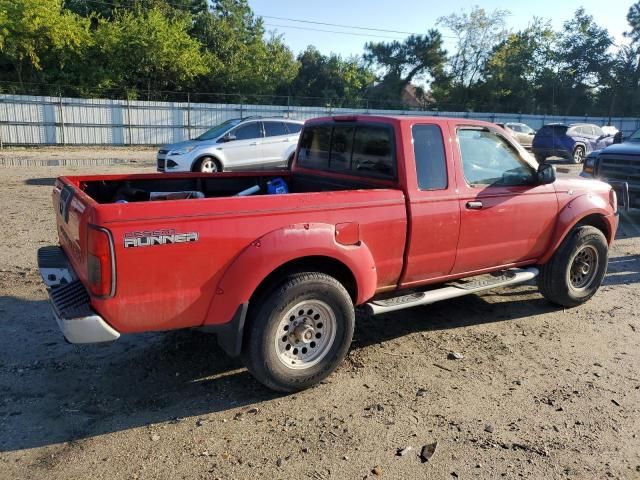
87 226 114 297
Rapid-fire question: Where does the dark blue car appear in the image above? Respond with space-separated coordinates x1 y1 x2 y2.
532 123 615 164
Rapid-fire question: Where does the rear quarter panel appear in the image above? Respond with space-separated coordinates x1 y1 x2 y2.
90 189 407 333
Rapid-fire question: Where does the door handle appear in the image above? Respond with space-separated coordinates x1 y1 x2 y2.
466 201 483 210
249 142 258 146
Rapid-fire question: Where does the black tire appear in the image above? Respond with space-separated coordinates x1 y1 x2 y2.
572 145 585 164
242 272 355 392
537 226 608 307
194 156 221 173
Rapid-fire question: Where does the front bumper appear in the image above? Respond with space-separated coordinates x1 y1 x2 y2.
37 246 120 344
157 151 194 172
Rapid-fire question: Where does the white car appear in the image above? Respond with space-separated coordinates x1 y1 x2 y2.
601 125 619 137
157 117 304 173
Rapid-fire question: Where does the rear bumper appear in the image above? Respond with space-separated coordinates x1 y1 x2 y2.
532 147 572 159
37 246 120 344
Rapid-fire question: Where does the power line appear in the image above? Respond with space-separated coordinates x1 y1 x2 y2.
260 14 424 36
263 23 409 40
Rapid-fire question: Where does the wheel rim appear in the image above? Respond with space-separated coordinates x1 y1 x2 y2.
573 147 584 163
568 245 599 291
200 159 218 173
275 300 337 370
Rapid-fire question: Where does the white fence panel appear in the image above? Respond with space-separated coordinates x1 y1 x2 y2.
1 94 640 146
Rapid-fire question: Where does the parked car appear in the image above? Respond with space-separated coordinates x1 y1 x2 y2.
496 122 536 149
601 125 619 137
157 117 304 173
39 115 618 392
532 123 615 164
582 126 640 209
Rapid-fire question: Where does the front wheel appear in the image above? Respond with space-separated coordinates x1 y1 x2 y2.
537 226 608 307
572 145 585 164
242 272 355 392
196 156 220 173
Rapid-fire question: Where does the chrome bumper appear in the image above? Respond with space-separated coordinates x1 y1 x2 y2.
37 246 120 344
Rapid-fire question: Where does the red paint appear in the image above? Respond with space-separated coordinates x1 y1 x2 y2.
50 116 618 335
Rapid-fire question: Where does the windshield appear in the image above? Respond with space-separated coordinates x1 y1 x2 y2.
630 128 640 141
195 119 241 141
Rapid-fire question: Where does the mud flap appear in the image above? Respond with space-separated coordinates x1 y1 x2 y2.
205 303 248 357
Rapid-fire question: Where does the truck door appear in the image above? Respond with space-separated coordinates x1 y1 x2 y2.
452 127 558 274
400 123 461 285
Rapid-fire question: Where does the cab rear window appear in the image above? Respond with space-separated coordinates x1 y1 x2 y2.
297 123 396 180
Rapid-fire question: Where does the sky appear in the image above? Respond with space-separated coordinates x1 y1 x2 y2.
247 0 636 57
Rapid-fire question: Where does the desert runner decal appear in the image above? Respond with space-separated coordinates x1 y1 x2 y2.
124 229 198 248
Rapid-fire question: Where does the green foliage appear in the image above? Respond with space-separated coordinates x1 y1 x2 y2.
1 0 640 116
479 19 557 113
438 7 510 88
89 7 209 95
285 46 374 106
364 31 447 106
0 0 91 84
190 0 297 97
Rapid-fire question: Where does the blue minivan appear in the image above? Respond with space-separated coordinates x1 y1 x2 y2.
532 123 615 164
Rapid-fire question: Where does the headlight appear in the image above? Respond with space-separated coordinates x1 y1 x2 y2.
170 146 196 155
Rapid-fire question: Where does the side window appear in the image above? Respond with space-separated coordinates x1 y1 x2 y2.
457 129 535 186
329 125 354 171
412 124 447 190
232 123 261 141
508 124 522 133
285 123 302 134
352 125 395 179
298 125 331 169
263 122 288 137
593 126 604 137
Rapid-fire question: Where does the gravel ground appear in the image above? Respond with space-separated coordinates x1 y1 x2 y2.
0 150 639 480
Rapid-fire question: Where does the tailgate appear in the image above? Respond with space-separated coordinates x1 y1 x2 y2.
53 178 92 284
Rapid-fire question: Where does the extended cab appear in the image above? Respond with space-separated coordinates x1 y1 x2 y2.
38 116 619 392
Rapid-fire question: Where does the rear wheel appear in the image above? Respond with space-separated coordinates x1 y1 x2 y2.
196 157 220 173
537 226 608 307
572 145 585 164
242 272 354 392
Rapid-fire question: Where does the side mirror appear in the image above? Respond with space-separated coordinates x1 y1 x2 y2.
613 132 623 144
219 134 237 143
537 162 556 185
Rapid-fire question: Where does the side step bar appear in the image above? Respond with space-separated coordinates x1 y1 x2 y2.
365 267 539 315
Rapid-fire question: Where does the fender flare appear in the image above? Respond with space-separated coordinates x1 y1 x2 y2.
539 193 614 264
204 223 377 328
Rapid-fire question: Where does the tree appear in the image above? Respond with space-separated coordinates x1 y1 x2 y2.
0 0 91 86
437 6 510 89
284 46 375 106
480 19 556 113
364 31 447 106
555 8 614 115
90 7 209 96
627 1 640 44
63 0 208 19
190 0 298 97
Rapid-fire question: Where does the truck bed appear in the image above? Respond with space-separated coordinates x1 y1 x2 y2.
53 170 408 335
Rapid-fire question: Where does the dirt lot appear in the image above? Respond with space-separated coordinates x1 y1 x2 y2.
0 149 639 480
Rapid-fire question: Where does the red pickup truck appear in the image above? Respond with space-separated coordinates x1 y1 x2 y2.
38 115 618 392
